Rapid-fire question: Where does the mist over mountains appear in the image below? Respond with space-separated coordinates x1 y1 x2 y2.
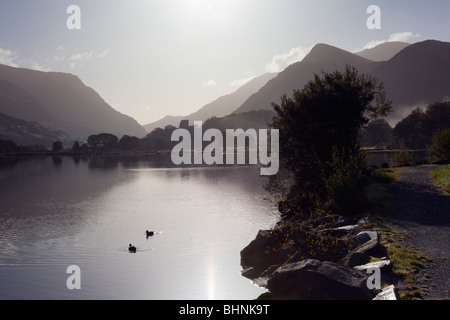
233 40 450 125
143 72 278 133
0 39 448 149
144 39 450 133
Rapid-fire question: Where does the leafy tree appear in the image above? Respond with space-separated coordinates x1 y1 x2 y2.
391 108 432 149
0 140 18 153
267 66 391 217
428 129 450 162
359 119 392 147
72 141 81 152
52 141 63 152
391 102 450 149
119 135 140 151
87 133 119 151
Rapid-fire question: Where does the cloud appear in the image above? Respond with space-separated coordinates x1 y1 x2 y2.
70 51 94 61
0 48 19 67
67 49 108 68
98 48 110 59
30 62 51 72
202 79 217 87
265 46 312 73
387 32 421 42
362 31 421 50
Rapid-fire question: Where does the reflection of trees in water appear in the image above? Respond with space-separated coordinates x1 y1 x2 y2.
87 156 120 170
0 155 46 171
52 155 63 167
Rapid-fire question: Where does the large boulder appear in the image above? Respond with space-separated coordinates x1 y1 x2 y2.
240 230 279 276
266 259 374 300
340 251 372 268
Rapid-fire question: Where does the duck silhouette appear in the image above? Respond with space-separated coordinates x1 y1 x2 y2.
128 244 137 253
146 230 155 238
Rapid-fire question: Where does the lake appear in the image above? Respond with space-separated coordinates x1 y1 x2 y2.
0 155 279 300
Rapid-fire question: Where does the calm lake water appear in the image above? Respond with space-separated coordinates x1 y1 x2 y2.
0 155 279 300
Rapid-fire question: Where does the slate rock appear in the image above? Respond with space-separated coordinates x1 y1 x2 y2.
266 259 374 300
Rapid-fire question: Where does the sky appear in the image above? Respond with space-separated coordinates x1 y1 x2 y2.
0 0 449 125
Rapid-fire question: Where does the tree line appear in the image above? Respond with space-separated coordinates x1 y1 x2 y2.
359 101 450 150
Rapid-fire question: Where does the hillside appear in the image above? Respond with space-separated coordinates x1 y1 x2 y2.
0 111 74 148
370 40 450 122
0 64 147 139
355 42 411 62
234 43 378 114
233 40 450 125
143 73 277 133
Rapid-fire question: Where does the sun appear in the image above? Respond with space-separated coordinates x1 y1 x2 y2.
186 0 233 27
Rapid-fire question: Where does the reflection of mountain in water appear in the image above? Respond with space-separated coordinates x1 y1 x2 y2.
0 156 136 245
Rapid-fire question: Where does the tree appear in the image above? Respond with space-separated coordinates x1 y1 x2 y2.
119 135 140 151
391 108 432 149
87 133 119 151
0 140 18 153
52 141 63 152
359 119 392 147
428 129 450 162
391 102 450 149
72 141 81 152
267 66 391 217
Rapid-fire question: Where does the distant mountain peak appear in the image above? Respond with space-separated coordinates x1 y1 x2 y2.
0 64 146 139
302 43 368 64
355 42 411 61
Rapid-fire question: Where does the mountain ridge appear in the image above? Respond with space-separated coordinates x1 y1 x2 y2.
233 40 450 124
0 64 147 139
354 42 411 61
143 72 277 133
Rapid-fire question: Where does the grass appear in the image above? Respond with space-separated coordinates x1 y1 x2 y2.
363 167 433 299
430 164 450 194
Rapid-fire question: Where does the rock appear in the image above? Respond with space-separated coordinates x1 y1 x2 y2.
266 259 374 300
240 230 279 277
354 259 391 272
241 267 261 279
340 251 372 268
373 285 398 300
355 213 371 226
355 231 379 246
351 238 387 258
323 224 360 236
310 214 353 229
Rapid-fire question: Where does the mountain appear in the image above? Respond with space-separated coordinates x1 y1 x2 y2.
232 40 450 125
233 44 378 114
143 73 277 133
0 111 74 148
370 40 450 122
0 64 147 139
0 79 58 126
355 42 411 61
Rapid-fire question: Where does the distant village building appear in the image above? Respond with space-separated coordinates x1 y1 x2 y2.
179 120 189 129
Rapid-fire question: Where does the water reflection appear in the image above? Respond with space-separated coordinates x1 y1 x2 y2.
0 155 278 300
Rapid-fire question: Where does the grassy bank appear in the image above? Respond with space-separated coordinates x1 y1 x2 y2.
364 167 433 299
430 164 450 193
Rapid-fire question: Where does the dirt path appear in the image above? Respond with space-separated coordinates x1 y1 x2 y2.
389 165 450 299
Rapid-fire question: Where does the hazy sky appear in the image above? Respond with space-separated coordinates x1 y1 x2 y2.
1 0 449 125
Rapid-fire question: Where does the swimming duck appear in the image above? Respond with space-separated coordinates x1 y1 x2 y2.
146 230 155 237
128 244 137 253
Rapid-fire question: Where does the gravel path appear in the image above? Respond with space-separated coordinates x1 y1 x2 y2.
389 165 450 299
